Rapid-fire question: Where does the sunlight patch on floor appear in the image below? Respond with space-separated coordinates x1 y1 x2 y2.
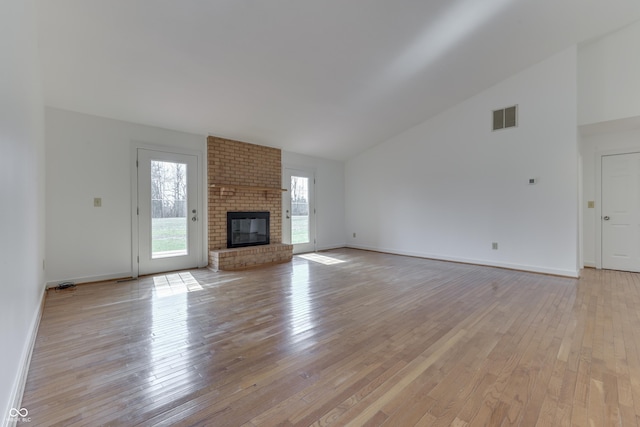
152 272 203 297
298 253 346 265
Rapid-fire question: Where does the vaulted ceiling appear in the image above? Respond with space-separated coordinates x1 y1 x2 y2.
36 1 640 160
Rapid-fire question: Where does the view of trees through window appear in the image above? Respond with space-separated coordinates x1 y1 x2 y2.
152 160 187 218
151 160 188 256
291 176 309 244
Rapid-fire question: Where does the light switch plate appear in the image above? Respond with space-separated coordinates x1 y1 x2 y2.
587 201 595 209
94 197 102 207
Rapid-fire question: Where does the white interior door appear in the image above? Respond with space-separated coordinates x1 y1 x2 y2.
602 153 640 272
283 168 316 254
137 149 200 275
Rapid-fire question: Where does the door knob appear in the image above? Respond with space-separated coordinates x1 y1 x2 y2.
603 216 610 221
192 216 197 222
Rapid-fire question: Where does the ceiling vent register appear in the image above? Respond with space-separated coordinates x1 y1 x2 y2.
492 105 517 131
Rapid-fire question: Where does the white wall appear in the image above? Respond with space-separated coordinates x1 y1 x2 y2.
579 20 640 126
580 128 640 266
346 48 579 277
45 110 345 283
577 20 640 267
0 0 46 423
45 108 206 285
282 151 346 250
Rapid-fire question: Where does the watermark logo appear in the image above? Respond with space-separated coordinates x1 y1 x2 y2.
8 408 31 423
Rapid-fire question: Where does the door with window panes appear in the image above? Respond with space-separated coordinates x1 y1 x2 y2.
137 149 201 275
283 168 315 254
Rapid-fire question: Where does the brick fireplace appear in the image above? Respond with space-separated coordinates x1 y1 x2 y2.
207 136 293 270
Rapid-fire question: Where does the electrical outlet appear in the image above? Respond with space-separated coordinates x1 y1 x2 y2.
492 242 498 250
94 197 102 207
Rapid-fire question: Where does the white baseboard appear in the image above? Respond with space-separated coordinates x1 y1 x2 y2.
46 271 133 289
3 286 46 427
316 243 347 252
346 244 580 278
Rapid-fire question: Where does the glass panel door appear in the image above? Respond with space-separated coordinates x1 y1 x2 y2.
138 149 200 275
151 160 188 258
284 168 315 254
291 175 310 245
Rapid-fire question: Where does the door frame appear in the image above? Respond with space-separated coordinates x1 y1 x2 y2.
595 147 640 269
130 142 207 278
283 166 316 254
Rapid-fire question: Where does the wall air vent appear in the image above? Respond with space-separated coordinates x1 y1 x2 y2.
492 105 518 131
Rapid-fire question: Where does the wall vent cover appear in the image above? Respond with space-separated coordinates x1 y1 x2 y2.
492 105 518 131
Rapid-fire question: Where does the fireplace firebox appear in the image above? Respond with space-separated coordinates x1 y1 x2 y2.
227 211 270 248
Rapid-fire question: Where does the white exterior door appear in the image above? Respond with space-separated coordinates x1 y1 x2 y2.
137 149 201 275
283 168 316 254
602 153 640 272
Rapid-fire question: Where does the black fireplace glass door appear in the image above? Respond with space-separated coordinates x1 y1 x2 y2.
227 212 270 248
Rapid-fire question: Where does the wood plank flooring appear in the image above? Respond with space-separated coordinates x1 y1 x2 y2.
21 248 640 426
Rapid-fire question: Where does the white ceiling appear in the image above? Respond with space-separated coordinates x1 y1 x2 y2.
36 1 640 161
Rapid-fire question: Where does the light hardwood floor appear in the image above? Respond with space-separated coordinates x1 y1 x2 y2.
22 249 640 426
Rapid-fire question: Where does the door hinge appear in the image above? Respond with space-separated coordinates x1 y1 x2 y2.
137 256 139 263
136 160 138 167
137 207 139 215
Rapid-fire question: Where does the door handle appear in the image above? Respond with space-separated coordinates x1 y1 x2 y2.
603 216 610 221
192 216 197 222
286 209 290 219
